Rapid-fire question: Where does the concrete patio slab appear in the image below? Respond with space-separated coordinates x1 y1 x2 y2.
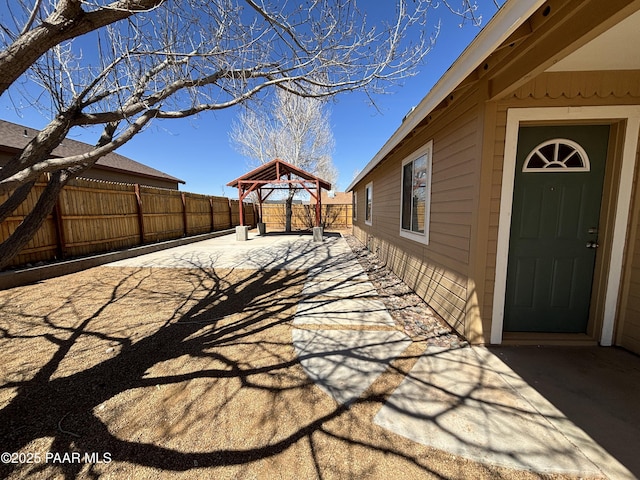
490 345 640 479
374 346 633 479
300 279 378 298
106 232 353 271
306 261 368 281
292 328 412 405
293 297 396 327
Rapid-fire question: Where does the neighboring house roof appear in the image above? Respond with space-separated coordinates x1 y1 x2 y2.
0 119 185 185
321 191 352 205
347 0 546 191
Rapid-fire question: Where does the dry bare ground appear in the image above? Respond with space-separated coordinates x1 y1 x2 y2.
0 239 592 479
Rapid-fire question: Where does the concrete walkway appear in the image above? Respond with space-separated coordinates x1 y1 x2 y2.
105 232 636 479
373 347 632 478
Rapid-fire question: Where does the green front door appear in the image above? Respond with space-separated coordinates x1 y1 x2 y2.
504 125 609 333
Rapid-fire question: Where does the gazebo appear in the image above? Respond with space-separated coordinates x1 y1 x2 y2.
227 159 331 238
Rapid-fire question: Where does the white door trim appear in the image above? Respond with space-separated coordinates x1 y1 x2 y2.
491 106 640 345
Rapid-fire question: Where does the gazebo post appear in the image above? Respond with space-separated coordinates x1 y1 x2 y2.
235 184 250 241
257 189 266 235
237 185 244 226
315 179 321 227
312 178 324 242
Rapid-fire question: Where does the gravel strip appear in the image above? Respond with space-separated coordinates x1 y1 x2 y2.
343 234 468 348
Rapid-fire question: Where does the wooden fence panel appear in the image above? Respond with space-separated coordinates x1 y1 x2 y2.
211 196 231 230
229 199 240 227
261 204 286 230
185 193 213 236
141 186 184 242
60 179 140 258
291 206 313 230
261 204 353 230
227 199 255 227
0 176 260 270
0 178 58 267
324 204 353 228
243 202 256 226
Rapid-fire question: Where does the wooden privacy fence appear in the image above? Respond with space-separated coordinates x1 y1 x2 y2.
260 203 352 231
0 177 256 268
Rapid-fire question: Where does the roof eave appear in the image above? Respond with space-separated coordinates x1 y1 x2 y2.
92 163 186 184
346 0 546 192
228 158 331 190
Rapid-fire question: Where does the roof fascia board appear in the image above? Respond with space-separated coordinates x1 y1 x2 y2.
92 163 185 184
228 158 331 190
346 0 546 192
1 144 185 184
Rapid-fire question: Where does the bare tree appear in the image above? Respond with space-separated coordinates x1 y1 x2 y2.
230 89 337 231
0 0 481 269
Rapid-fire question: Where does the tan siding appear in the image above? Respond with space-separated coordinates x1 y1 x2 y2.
618 128 640 354
480 103 509 332
351 87 482 336
355 67 640 346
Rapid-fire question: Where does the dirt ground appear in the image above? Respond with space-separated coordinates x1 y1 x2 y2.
0 237 593 479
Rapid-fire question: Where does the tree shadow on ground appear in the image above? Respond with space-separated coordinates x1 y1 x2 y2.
0 239 583 479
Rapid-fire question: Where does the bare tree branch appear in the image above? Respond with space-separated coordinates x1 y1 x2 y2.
230 88 336 231
0 0 489 268
0 0 166 95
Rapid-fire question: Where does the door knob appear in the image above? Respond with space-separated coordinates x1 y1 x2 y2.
586 241 599 249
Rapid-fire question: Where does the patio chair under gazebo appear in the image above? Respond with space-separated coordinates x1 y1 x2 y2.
227 159 331 241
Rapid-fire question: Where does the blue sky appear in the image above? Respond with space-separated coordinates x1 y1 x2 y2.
0 2 503 197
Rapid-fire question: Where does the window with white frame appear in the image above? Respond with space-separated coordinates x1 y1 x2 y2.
400 141 432 243
352 191 357 221
364 182 373 226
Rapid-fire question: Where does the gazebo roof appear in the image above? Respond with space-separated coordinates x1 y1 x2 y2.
227 159 331 228
227 158 331 191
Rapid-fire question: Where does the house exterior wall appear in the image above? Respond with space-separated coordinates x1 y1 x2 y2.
617 126 640 353
351 1 640 352
353 85 484 338
353 68 640 350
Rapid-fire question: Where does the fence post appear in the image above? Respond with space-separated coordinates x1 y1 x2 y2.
134 184 145 244
228 198 233 228
181 192 188 236
209 197 215 232
52 196 67 260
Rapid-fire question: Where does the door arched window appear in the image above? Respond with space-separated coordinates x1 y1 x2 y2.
523 138 590 172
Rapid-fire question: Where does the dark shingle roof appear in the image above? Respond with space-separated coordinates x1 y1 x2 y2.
0 119 185 184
